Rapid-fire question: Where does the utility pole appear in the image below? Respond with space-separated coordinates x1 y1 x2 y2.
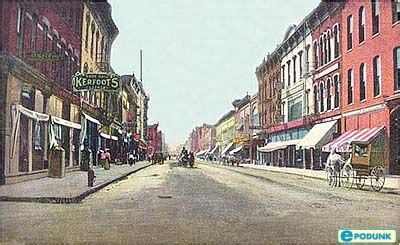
140 49 143 82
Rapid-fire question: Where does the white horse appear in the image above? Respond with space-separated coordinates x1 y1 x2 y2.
326 147 351 187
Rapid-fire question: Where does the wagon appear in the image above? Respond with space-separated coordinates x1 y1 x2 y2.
326 130 386 192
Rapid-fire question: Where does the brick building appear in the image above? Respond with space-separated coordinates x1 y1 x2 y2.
339 0 400 174
0 1 83 184
146 123 162 157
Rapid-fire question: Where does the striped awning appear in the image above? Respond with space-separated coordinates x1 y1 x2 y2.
322 126 385 152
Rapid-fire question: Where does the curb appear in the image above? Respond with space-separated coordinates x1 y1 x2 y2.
0 163 153 204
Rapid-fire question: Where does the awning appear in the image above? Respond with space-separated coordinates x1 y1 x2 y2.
100 132 111 139
221 142 234 155
322 126 385 152
209 145 219 154
83 112 100 124
52 116 81 129
111 136 118 141
297 120 337 149
196 149 208 156
258 139 300 153
229 146 243 155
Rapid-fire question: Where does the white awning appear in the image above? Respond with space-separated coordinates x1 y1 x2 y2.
111 136 118 141
83 112 100 124
209 145 219 154
196 149 208 156
297 120 337 149
258 139 300 153
229 146 243 155
221 142 234 155
17 105 49 121
52 116 81 129
100 133 111 139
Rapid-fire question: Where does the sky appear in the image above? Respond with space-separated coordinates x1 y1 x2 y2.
109 0 320 145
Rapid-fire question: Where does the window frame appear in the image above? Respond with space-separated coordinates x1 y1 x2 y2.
347 15 353 51
359 6 365 43
348 69 354 104
373 56 381 97
360 63 366 101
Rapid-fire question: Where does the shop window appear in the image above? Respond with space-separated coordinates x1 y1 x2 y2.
327 79 332 110
394 47 400 91
360 63 366 101
348 69 354 104
359 6 365 43
372 0 380 35
334 75 340 108
373 56 381 97
393 0 400 23
347 15 353 50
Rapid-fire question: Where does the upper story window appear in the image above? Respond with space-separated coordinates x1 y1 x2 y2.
90 22 95 58
360 63 366 101
313 85 318 114
323 34 328 65
372 0 380 35
347 15 353 50
348 69 354 104
373 56 381 97
327 32 331 62
305 45 310 72
359 6 365 43
293 56 297 83
393 0 400 23
314 43 319 68
394 47 400 91
298 51 303 77
287 60 291 86
16 5 22 34
327 79 332 110
281 65 285 84
334 75 340 108
333 25 340 58
85 13 90 50
319 82 325 112
31 14 38 52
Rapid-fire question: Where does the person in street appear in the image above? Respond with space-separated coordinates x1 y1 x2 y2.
103 148 111 170
189 151 195 168
87 167 96 187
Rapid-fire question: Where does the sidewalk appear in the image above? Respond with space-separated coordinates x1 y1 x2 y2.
240 163 399 190
199 160 399 191
0 161 153 204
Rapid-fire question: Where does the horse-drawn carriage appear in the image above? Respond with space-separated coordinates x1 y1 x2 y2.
326 127 386 192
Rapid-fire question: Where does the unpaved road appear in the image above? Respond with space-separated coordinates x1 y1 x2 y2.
0 162 398 244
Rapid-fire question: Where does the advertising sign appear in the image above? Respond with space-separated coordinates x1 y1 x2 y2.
72 73 120 92
26 52 65 61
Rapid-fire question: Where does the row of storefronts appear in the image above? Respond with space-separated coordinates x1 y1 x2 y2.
255 1 399 174
0 1 151 185
188 1 399 175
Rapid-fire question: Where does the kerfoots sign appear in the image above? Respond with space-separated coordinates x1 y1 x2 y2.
72 73 120 92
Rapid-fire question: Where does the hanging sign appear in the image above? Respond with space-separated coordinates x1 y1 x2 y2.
72 72 120 92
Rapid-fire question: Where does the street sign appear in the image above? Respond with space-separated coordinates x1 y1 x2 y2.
72 72 120 92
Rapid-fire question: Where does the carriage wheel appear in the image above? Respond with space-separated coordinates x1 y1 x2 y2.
354 175 366 189
327 166 336 188
341 163 354 190
370 166 385 192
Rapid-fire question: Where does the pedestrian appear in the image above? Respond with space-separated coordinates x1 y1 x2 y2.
189 151 195 168
103 148 111 170
88 167 96 187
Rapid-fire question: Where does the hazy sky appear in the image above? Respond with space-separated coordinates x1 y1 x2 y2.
109 0 319 144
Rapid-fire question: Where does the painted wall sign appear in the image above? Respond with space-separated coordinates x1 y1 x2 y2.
72 73 120 92
26 52 65 61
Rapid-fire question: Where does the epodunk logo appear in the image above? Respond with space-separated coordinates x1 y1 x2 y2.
338 229 397 243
